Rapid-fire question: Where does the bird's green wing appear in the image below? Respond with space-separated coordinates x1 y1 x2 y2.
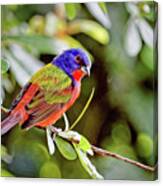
30 63 72 105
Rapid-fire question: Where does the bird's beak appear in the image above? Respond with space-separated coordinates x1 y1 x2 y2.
81 66 90 77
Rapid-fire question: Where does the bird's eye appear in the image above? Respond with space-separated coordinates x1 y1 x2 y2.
75 55 83 65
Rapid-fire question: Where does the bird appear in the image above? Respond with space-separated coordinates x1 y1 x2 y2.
1 48 91 135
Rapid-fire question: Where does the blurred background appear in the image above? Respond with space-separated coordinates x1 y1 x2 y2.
1 1 157 180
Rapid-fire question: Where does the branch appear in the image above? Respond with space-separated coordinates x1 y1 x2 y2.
91 145 156 172
50 126 156 173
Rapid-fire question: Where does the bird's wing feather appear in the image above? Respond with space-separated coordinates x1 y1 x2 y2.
21 64 73 128
22 87 73 129
9 82 31 112
30 64 72 104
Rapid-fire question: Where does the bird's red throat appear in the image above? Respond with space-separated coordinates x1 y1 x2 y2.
72 69 85 81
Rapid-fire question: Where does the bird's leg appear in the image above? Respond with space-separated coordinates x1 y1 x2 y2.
46 126 56 155
63 113 69 131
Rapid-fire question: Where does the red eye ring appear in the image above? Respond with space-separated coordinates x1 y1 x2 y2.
75 55 82 65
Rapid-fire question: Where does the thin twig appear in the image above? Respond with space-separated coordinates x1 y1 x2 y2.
1 106 9 114
63 113 69 131
91 145 156 172
70 87 95 130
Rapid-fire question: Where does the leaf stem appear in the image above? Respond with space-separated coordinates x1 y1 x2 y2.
63 113 69 131
70 87 95 130
1 106 9 113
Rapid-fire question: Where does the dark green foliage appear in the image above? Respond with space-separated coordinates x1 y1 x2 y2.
136 133 153 158
1 59 9 74
1 2 157 180
39 160 61 178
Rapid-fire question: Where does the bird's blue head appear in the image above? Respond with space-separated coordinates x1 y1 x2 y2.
52 48 91 81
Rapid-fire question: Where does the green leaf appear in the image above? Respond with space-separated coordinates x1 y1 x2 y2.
140 45 154 71
1 59 9 74
2 35 67 55
1 169 14 177
39 160 61 178
73 144 103 179
65 3 77 20
1 145 13 164
98 2 108 13
76 135 93 156
111 123 131 144
55 136 77 160
1 145 8 158
69 20 109 45
58 130 93 155
136 133 153 158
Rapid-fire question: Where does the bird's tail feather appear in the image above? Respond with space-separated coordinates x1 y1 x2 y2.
1 113 20 135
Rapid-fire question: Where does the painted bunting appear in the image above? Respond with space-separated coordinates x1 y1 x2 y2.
1 48 91 135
